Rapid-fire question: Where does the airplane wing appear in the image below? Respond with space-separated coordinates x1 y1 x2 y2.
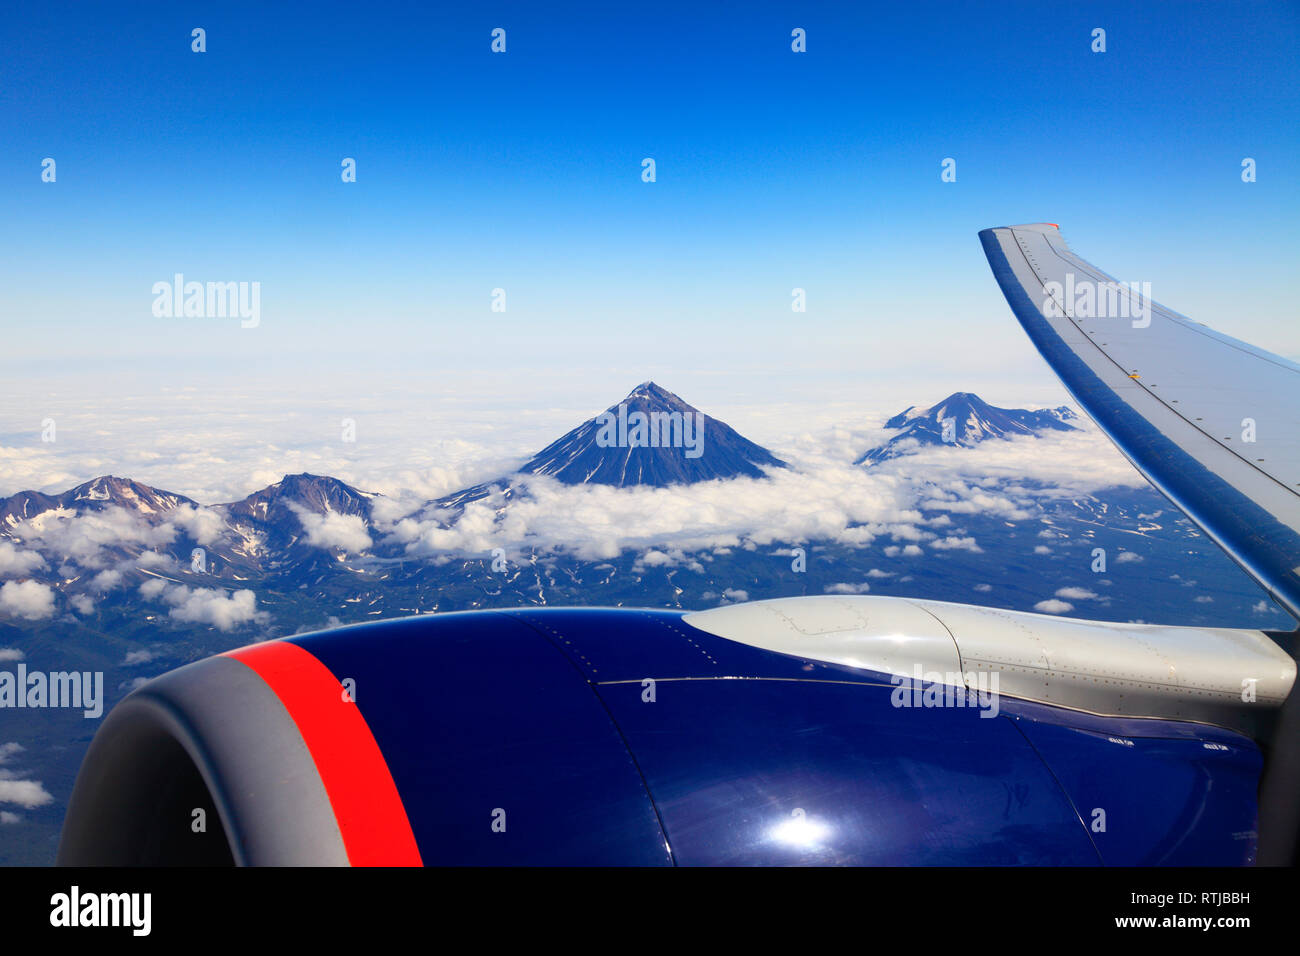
982 223 1300 865
980 223 1300 622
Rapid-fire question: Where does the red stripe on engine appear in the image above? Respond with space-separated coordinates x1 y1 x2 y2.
224 640 423 866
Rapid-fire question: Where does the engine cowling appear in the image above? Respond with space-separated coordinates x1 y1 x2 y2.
58 599 1282 865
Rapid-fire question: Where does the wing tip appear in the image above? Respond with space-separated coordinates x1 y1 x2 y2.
980 222 1060 235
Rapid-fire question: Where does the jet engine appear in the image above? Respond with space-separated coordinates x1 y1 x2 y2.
58 597 1294 866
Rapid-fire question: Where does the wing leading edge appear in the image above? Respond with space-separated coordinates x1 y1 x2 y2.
980 223 1300 622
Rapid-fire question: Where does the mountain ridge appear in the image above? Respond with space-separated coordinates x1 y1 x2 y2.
859 392 1079 465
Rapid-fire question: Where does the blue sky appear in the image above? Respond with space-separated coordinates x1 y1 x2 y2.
1 0 1297 410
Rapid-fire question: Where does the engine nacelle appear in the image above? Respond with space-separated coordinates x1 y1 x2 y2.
59 598 1290 865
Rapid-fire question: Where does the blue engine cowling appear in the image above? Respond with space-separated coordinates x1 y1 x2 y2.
57 607 1262 865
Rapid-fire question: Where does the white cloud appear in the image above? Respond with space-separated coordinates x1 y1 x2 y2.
123 649 155 665
0 778 54 808
1034 545 1052 555
321 414 1148 566
90 569 123 591
0 541 46 577
1034 599 1074 614
138 578 167 599
139 581 268 631
0 811 19 824
873 427 1147 492
1055 587 1098 600
0 580 55 620
0 648 23 662
702 588 750 604
135 550 174 570
0 744 53 809
70 594 95 615
632 548 705 573
920 492 1032 521
169 504 226 545
10 506 176 569
290 504 373 554
0 365 1153 508
162 586 268 631
0 388 1158 590
825 582 871 594
1115 551 1143 563
931 536 982 553
386 460 912 562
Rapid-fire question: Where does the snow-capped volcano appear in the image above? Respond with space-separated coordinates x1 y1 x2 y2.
218 473 380 563
858 392 1080 464
0 473 380 582
516 381 786 487
223 473 378 526
0 476 199 537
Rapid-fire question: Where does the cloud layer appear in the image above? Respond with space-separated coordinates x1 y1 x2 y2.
376 425 1146 562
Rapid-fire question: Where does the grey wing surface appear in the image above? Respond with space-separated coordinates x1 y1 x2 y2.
980 223 1300 621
